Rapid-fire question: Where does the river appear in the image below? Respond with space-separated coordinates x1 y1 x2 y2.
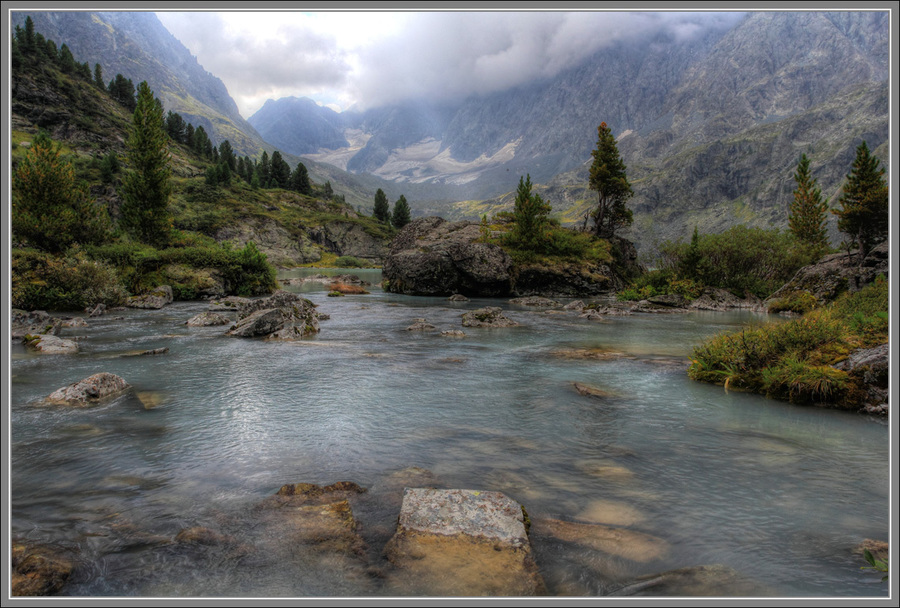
9 268 890 597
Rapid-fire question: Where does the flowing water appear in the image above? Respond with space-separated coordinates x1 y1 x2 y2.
9 269 890 597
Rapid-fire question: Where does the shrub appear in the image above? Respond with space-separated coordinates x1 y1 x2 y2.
12 248 127 311
328 282 369 295
767 291 818 315
334 255 370 268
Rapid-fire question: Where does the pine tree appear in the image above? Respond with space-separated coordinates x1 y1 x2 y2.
13 131 110 252
269 151 291 188
93 63 104 89
373 188 390 223
507 174 551 251
392 195 411 229
219 140 236 172
323 181 333 199
120 81 172 246
788 154 828 248
588 122 633 238
832 141 888 261
291 162 312 194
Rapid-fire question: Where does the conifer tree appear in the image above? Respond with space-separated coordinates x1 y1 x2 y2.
120 81 172 246
291 162 312 194
93 63 104 89
13 131 109 252
508 174 551 251
392 195 411 229
270 151 291 188
832 141 888 261
788 154 828 248
323 180 333 199
588 122 633 238
373 188 390 223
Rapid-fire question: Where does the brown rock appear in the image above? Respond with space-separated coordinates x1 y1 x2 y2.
11 541 74 596
42 373 130 407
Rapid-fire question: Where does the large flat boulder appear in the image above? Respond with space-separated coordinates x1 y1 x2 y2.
382 488 545 596
24 334 78 354
226 290 319 339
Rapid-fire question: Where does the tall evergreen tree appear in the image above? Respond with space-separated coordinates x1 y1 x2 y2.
93 63 104 89
788 154 828 248
373 188 390 222
323 180 333 199
219 140 236 172
291 162 312 194
270 151 291 188
832 141 888 261
508 174 551 251
257 151 270 187
57 43 76 74
13 131 110 252
120 81 172 246
588 122 633 238
392 195 411 229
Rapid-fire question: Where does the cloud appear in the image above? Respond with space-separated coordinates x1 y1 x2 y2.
157 11 745 116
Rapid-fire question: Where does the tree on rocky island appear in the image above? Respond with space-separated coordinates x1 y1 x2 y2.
13 131 110 252
392 195 411 229
120 81 172 246
587 122 633 239
507 174 551 251
373 188 391 223
832 141 888 261
788 154 829 248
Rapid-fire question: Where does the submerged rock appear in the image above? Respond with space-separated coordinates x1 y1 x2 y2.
382 488 546 596
126 285 173 309
448 293 470 302
573 382 615 399
563 300 586 311
11 541 74 596
531 518 668 563
607 564 768 597
461 307 519 328
441 330 467 337
61 317 88 328
42 373 131 407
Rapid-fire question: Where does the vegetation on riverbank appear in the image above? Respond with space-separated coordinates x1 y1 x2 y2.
687 276 887 407
10 20 389 311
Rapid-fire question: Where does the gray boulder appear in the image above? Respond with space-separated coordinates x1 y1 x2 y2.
42 373 130 406
383 217 514 296
382 489 545 596
833 343 889 414
186 311 232 327
226 291 319 339
509 296 560 307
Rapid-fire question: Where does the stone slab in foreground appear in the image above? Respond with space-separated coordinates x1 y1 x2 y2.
383 488 545 596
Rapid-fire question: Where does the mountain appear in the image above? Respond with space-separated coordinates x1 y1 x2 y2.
11 11 267 157
249 97 350 155
255 11 888 249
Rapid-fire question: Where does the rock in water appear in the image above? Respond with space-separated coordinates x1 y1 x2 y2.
185 311 231 327
42 373 130 407
382 217 514 296
382 488 545 596
11 541 74 596
226 290 319 339
23 334 79 354
126 285 173 309
461 307 519 328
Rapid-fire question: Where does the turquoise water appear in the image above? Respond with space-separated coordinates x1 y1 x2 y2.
9 269 890 597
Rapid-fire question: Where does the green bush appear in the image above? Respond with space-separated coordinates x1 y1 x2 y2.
767 291 818 314
12 248 127 311
688 276 887 406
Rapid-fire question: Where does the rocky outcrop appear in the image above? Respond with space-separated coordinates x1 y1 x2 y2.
834 343 889 415
217 219 324 267
24 334 79 354
461 307 519 328
765 241 888 306
42 373 131 406
406 318 437 331
126 285 173 309
11 310 61 340
307 221 389 263
383 217 514 296
382 488 546 596
513 261 615 296
11 541 75 596
226 290 319 339
688 287 765 312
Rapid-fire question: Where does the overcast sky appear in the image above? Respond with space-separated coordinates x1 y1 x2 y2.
155 11 746 118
